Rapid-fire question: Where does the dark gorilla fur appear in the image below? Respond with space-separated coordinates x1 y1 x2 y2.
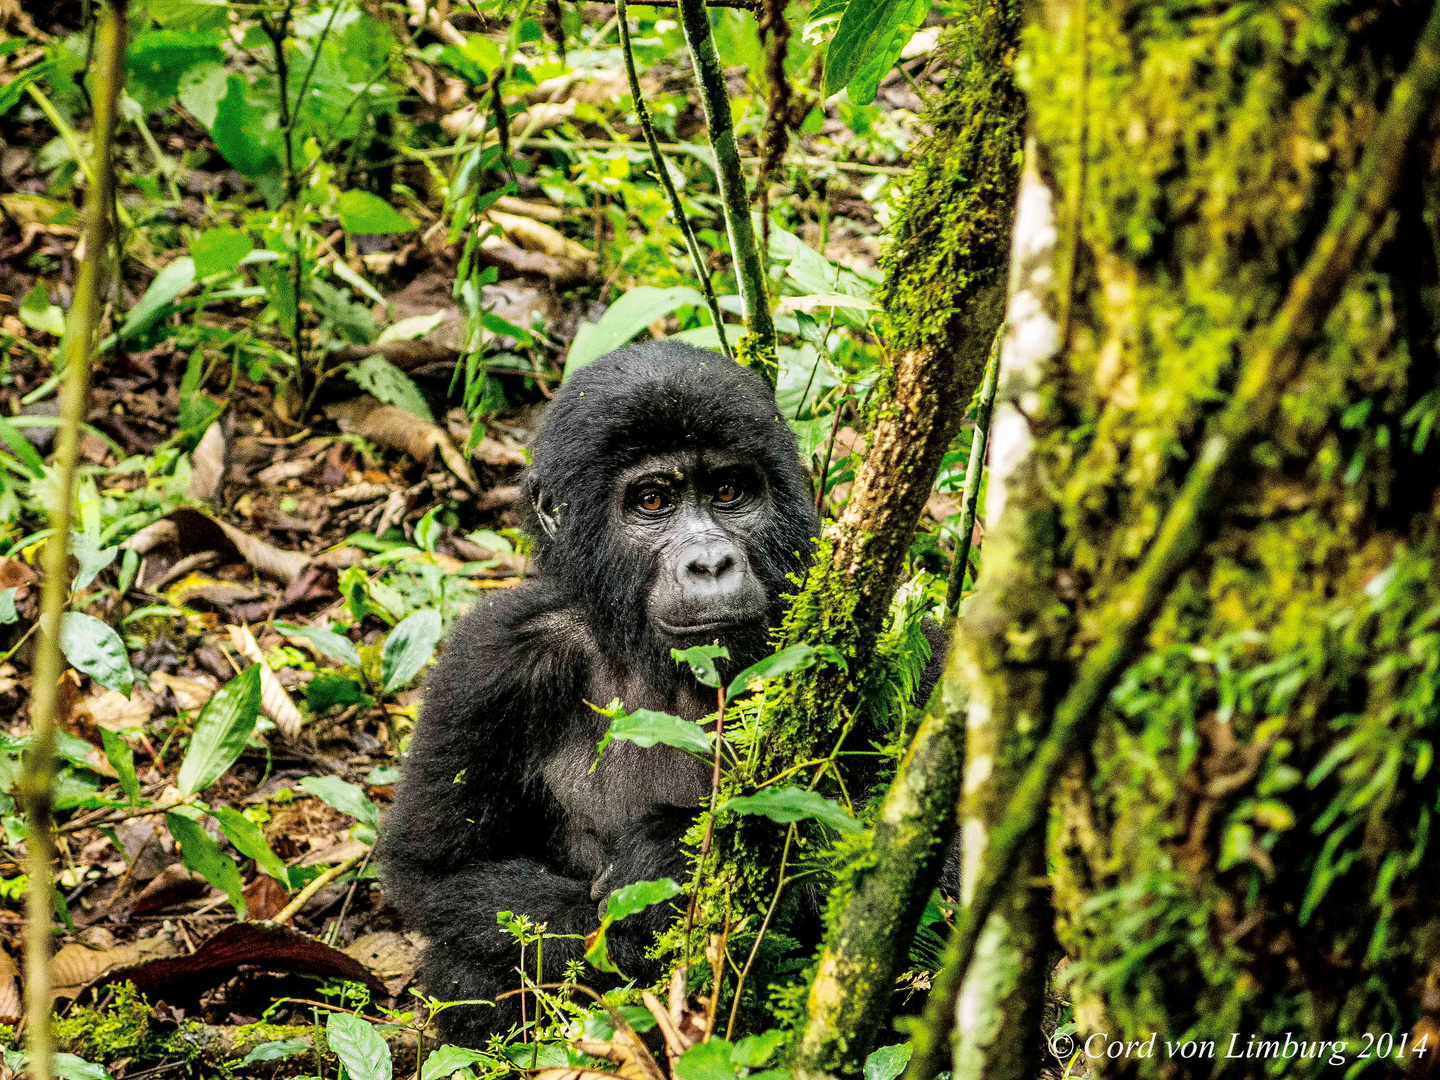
378 343 822 1045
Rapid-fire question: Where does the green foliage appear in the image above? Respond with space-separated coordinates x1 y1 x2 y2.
177 664 261 795
325 1013 392 1080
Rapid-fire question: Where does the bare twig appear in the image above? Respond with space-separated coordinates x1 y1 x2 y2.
274 853 363 925
943 323 1003 624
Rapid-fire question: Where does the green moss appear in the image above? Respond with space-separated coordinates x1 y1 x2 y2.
54 983 164 1064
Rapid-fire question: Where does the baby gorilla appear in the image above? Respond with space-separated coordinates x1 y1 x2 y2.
378 342 820 1044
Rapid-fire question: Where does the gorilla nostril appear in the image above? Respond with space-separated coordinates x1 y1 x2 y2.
684 547 738 581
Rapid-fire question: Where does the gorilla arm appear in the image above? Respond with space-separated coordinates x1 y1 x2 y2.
378 587 600 1040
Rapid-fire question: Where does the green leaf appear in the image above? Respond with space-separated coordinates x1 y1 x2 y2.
731 1031 785 1069
421 1046 493 1080
190 227 253 278
146 0 229 31
19 282 65 337
346 356 435 424
305 673 374 713
822 0 930 105
239 1038 312 1068
70 530 118 592
59 613 135 696
381 609 443 693
166 811 246 920
0 415 45 477
596 708 711 759
299 775 380 831
53 1053 111 1080
564 286 706 378
378 312 448 344
585 877 681 974
727 644 819 697
99 730 140 803
720 785 861 833
606 877 682 921
864 1043 913 1080
671 644 729 689
119 257 197 340
177 665 261 795
0 589 16 625
675 1040 737 1080
177 61 227 128
274 621 362 667
209 74 282 177
211 805 290 887
326 1012 393 1080
336 190 417 235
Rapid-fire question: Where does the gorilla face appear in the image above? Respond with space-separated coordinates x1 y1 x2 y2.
613 449 770 642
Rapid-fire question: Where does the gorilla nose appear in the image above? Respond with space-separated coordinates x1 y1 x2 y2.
683 543 737 583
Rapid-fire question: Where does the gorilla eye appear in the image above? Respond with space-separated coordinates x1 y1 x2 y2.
639 489 670 513
715 483 741 505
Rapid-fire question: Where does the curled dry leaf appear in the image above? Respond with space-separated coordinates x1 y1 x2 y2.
479 237 594 288
123 508 310 586
0 945 19 1024
74 686 154 730
228 624 303 740
149 670 217 711
492 195 564 223
187 420 228 503
332 399 477 489
486 210 595 264
536 1024 666 1080
51 933 177 1000
342 931 422 997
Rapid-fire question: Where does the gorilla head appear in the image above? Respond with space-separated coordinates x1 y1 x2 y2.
521 341 820 677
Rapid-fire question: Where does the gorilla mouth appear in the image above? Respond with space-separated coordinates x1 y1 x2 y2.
655 616 747 637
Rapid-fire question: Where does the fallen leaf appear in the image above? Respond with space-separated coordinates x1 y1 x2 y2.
52 934 177 999
343 932 421 997
244 874 289 921
486 210 594 263
298 838 371 867
228 625 303 740
0 946 19 1023
479 236 593 287
0 558 37 589
128 864 210 916
330 399 476 489
124 508 310 586
149 671 218 711
73 686 154 730
492 195 564 222
187 420 227 503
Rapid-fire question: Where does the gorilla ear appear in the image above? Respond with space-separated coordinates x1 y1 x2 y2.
532 489 559 540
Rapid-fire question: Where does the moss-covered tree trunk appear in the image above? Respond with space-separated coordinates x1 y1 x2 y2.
958 0 1440 1072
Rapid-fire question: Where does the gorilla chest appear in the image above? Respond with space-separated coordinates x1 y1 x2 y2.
540 684 711 862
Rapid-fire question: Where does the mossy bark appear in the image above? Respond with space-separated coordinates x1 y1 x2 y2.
974 0 1440 1073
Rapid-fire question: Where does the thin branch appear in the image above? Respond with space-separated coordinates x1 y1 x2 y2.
275 853 364 925
23 5 126 1079
675 0 777 383
615 0 732 358
943 322 1003 625
902 6 1440 1075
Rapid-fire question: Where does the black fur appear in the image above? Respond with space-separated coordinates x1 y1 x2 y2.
378 343 821 1044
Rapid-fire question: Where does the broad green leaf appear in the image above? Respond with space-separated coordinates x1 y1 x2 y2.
177 665 261 795
731 1031 786 1069
99 729 140 803
672 644 729 689
346 356 435 424
595 708 711 760
209 74 282 177
177 61 227 128
239 1039 312 1068
0 415 45 477
585 877 681 973
337 190 416 235
190 227 253 278
19 282 64 337
119 257 196 340
675 1040 737 1080
326 1012 393 1080
822 0 930 104
59 613 135 696
864 1043 913 1080
70 530 117 592
604 877 681 922
53 1054 111 1080
299 775 380 830
274 621 362 667
166 811 246 920
211 805 290 887
727 644 819 697
564 286 706 378
0 589 16 625
125 29 225 110
305 673 374 713
720 785 861 833
381 609 443 693
147 0 229 30
421 1046 493 1080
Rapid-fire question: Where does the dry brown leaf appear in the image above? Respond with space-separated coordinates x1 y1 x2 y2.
486 210 594 263
0 557 37 589
478 237 594 287
339 402 477 489
73 686 153 730
149 670 217 711
298 838 371 867
228 625 303 740
51 934 176 999
256 459 317 486
124 508 310 585
168 574 267 608
187 420 227 503
492 196 564 223
343 931 422 997
244 874 288 921
0 945 19 1024
120 518 178 554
